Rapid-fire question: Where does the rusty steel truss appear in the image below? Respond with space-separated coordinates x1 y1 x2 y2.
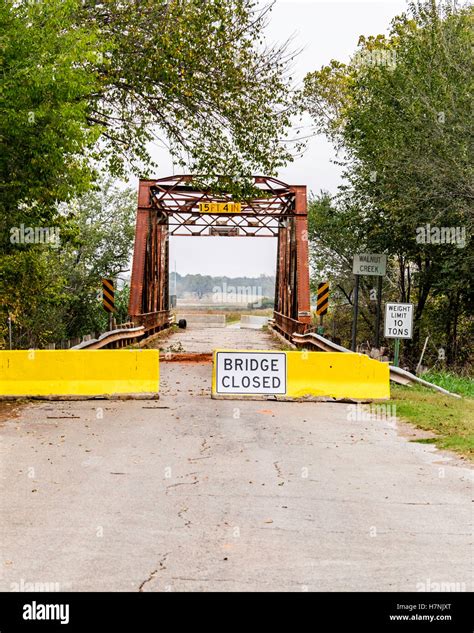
129 175 311 338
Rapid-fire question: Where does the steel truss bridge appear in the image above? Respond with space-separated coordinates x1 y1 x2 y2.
128 175 311 339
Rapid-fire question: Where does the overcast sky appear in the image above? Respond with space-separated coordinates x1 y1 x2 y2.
131 0 408 278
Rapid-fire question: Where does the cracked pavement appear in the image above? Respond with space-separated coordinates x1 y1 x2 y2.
0 329 472 591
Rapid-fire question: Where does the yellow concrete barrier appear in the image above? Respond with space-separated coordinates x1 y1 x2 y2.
212 349 389 401
0 350 159 399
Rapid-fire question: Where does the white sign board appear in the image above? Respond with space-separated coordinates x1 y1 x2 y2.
353 254 387 276
215 351 286 395
384 303 414 339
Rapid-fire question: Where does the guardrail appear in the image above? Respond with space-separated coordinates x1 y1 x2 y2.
134 310 171 333
68 313 175 350
273 312 309 338
292 332 461 398
71 326 146 350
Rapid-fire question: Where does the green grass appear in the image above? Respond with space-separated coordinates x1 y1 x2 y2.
419 370 474 398
225 312 242 324
224 308 273 324
391 382 474 460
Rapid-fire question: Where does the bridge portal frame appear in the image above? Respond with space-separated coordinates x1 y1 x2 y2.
129 175 311 339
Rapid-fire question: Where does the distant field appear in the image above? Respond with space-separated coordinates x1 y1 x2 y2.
172 306 273 321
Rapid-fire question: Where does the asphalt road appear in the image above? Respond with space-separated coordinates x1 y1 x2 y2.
0 328 472 591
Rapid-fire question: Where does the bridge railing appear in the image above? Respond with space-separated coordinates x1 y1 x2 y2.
133 310 171 333
292 331 461 397
272 312 309 338
70 326 146 349
38 312 173 351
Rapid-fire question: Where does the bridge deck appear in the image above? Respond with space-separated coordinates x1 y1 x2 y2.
1 325 471 593
146 324 281 354
0 360 471 591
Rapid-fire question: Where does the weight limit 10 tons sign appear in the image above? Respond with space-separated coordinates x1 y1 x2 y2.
384 303 414 339
215 352 286 395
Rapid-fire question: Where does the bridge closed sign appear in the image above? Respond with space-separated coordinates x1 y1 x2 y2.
384 303 414 339
215 351 286 395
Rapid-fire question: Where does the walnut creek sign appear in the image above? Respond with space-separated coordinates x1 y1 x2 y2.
352 253 387 276
351 253 387 351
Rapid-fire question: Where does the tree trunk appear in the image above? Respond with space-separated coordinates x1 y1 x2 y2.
446 290 460 366
404 257 432 369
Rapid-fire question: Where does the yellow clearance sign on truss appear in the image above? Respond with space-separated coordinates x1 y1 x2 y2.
198 202 241 214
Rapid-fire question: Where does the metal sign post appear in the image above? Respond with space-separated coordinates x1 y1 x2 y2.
352 254 387 351
350 274 360 352
393 338 401 367
7 316 12 350
375 276 383 348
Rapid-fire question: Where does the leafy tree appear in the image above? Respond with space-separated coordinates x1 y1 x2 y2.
303 0 473 367
58 177 136 338
0 178 136 348
85 284 131 336
186 275 215 300
1 0 299 347
171 273 276 299
308 192 397 348
1 0 104 348
0 0 103 236
81 0 299 193
2 0 297 223
0 248 69 348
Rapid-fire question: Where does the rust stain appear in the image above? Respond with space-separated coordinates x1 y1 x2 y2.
160 353 212 364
